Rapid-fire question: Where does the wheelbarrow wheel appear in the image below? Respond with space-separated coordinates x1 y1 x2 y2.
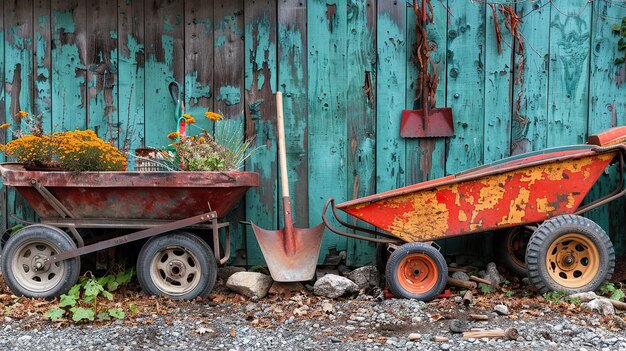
495 226 533 277
137 231 217 300
385 242 447 301
0 224 80 299
526 215 614 295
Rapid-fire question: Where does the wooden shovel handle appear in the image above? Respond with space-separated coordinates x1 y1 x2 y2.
276 91 289 198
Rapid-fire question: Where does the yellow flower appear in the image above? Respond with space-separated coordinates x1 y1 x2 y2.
14 111 28 118
205 111 223 121
167 131 180 140
0 123 11 129
183 114 196 124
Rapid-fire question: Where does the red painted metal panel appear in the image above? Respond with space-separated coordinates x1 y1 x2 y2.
0 164 258 220
338 150 615 243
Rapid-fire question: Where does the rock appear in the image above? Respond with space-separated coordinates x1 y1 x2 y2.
338 264 351 276
449 319 468 333
217 266 246 280
480 262 503 287
441 343 451 350
17 335 31 343
569 292 600 303
347 266 380 290
268 282 305 295
408 333 422 341
313 274 359 299
226 272 274 299
494 304 509 315
316 268 340 279
451 271 470 281
322 302 334 314
581 299 615 316
330 337 341 343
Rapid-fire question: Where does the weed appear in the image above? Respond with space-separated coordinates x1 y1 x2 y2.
543 290 567 304
505 291 515 298
598 282 625 302
479 283 493 294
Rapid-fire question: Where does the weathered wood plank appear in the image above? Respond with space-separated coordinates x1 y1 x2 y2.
4 0 36 225
244 0 278 265
184 0 213 133
445 2 485 174
118 0 145 156
512 0 550 155
34 0 52 132
214 0 246 265
278 0 308 227
484 4 512 163
547 0 592 146
144 0 184 149
51 0 87 130
86 0 118 142
585 2 626 255
309 0 349 263
346 0 376 265
376 0 406 192
405 1 447 184
0 3 5 230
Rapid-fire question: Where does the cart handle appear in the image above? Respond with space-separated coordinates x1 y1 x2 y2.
321 198 403 244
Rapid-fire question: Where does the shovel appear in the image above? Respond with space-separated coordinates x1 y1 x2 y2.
400 0 453 138
251 92 325 282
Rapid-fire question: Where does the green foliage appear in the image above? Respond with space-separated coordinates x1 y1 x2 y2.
543 290 567 304
44 269 135 323
567 297 582 306
522 290 533 298
478 283 493 294
129 304 139 314
598 282 625 301
614 17 626 65
505 291 515 298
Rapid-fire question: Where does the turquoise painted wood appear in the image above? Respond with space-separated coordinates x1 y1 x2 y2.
0 0 625 264
244 0 278 265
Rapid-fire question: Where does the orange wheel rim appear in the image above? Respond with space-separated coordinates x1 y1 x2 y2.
546 233 599 288
507 229 528 268
396 253 438 294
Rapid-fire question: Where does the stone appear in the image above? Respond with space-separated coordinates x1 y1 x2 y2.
315 268 340 279
347 266 380 290
17 335 31 343
313 274 359 299
226 272 274 299
408 333 422 341
581 299 615 316
480 262 503 287
451 271 470 281
569 292 600 302
494 304 509 315
217 266 246 281
449 319 469 333
322 302 334 314
268 282 305 295
441 343 451 350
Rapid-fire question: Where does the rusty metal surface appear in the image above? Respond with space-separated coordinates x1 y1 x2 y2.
0 164 258 220
337 148 618 243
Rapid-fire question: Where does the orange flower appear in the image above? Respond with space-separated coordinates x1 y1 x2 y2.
183 114 196 124
167 131 180 140
205 111 223 121
0 123 11 129
14 111 28 118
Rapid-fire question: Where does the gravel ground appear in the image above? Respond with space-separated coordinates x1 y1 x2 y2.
1 286 625 351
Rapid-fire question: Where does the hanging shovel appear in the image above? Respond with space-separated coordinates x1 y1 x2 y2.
251 92 325 282
400 0 454 138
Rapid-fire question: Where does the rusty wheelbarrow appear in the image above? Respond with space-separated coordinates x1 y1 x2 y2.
323 126 626 301
0 164 258 299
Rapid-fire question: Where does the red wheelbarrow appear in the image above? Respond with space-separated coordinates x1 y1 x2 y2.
323 127 626 301
0 164 258 300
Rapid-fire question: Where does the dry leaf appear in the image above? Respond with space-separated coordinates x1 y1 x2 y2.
229 329 236 337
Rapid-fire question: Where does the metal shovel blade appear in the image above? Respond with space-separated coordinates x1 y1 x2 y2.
251 222 325 282
400 108 454 138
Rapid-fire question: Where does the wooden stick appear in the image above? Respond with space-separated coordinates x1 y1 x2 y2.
469 314 489 321
608 299 626 311
433 336 449 342
447 277 477 289
463 327 518 340
462 290 473 305
469 276 492 285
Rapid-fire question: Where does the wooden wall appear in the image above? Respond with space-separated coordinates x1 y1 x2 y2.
1 0 625 266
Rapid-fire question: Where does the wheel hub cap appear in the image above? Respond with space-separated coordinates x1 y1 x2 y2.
546 233 600 288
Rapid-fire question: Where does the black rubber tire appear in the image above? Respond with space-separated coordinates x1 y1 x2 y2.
525 215 614 295
385 242 447 301
495 226 532 277
137 231 217 300
0 224 81 299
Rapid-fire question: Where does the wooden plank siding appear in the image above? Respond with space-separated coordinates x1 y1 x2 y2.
0 0 625 262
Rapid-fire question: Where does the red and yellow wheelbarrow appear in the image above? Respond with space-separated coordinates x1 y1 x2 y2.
323 127 626 301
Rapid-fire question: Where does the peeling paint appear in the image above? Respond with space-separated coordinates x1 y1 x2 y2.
217 86 241 106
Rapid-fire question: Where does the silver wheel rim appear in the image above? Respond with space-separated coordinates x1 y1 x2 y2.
10 240 64 293
149 246 201 296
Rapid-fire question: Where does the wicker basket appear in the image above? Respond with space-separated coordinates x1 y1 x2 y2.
134 148 170 171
